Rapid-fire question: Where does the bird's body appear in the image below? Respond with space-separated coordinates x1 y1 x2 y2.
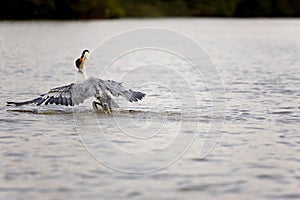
7 50 145 113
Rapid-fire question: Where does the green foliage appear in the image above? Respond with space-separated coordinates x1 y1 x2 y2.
185 0 238 17
235 0 273 16
0 0 299 19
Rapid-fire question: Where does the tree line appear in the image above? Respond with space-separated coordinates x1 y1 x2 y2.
1 0 299 19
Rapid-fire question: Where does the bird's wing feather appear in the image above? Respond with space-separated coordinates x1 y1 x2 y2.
6 77 145 107
100 79 145 102
7 79 97 107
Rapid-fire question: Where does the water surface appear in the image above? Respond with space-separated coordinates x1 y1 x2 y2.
0 19 300 199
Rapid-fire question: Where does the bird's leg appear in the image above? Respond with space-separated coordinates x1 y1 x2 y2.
96 96 112 114
92 101 102 110
102 103 112 114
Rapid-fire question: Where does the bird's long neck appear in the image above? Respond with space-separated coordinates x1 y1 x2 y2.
81 69 88 81
81 55 89 81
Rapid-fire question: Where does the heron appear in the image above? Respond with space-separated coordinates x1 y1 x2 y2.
7 50 145 113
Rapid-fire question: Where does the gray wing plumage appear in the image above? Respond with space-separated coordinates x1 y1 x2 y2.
6 80 96 107
101 80 145 102
7 77 145 107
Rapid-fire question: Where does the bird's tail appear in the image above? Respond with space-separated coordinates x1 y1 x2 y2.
6 97 43 107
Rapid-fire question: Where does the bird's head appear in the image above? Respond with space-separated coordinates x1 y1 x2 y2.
75 49 90 74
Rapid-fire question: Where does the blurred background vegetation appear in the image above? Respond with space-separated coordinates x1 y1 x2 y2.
1 0 300 19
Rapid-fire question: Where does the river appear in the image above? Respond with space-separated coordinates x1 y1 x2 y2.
0 19 299 199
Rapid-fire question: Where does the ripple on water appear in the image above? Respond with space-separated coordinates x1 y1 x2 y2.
178 180 246 193
0 135 14 139
268 193 300 199
3 152 27 157
256 174 285 181
270 111 293 115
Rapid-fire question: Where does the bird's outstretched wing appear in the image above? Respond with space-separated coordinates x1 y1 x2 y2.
7 81 96 107
101 80 145 102
7 78 145 107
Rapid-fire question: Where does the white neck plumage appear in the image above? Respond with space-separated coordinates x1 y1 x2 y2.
81 69 88 81
81 52 90 81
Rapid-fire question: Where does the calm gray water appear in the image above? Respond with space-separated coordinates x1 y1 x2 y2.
0 19 300 199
